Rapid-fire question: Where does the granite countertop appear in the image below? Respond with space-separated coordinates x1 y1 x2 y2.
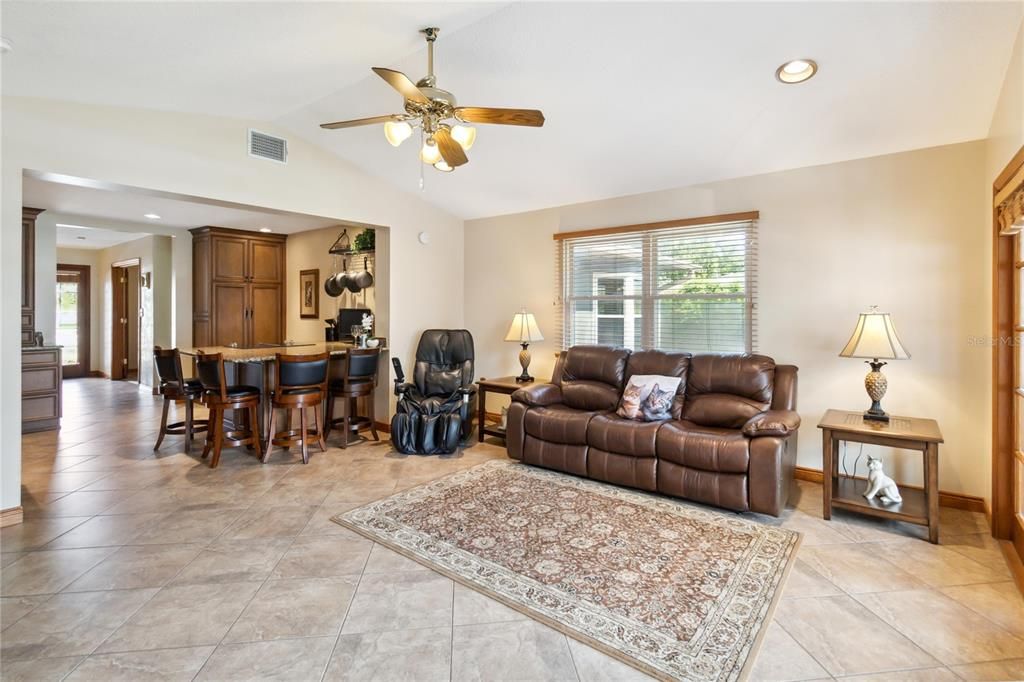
179 341 387 362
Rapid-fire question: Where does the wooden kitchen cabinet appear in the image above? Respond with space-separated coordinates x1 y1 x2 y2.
22 346 62 433
22 207 43 346
191 226 287 347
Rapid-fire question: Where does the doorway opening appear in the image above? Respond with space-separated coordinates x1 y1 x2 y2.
111 259 141 381
55 264 91 379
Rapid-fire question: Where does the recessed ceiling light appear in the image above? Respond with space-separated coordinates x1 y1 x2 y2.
144 213 161 220
259 228 272 233
776 59 817 84
0 37 13 54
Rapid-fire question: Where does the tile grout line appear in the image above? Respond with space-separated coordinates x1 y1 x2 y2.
933 583 1024 640
318 538 373 682
772 616 836 679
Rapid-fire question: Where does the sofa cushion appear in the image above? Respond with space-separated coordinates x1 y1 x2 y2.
521 436 588 476
587 413 661 457
588 449 657 491
682 393 767 430
682 354 775 428
625 350 690 419
658 460 749 512
524 405 600 445
561 345 629 411
656 420 750 473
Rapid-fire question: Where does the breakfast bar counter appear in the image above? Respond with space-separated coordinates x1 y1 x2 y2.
179 341 387 434
179 340 386 363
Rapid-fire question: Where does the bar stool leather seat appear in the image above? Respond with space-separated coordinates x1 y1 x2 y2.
153 347 209 454
264 353 329 465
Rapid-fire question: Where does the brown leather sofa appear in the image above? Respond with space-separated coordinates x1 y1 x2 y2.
506 346 800 516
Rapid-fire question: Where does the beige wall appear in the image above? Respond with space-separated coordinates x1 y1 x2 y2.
285 224 389 420
285 225 381 343
56 236 179 382
466 141 990 499
987 19 1024 182
93 235 172 385
2 96 465 510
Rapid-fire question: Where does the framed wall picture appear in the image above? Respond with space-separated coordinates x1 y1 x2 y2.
299 269 319 319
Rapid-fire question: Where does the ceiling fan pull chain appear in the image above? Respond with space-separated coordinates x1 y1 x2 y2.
419 128 426 190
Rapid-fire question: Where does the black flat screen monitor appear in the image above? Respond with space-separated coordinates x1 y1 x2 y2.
336 308 371 339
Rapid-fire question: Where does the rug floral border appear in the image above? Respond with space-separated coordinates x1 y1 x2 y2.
333 460 800 682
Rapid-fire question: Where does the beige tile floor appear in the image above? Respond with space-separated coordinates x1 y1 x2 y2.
2 379 1022 681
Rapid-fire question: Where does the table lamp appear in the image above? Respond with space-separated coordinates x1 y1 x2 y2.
839 306 910 422
505 309 543 383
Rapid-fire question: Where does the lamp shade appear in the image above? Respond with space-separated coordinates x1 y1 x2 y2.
504 310 544 343
839 307 910 360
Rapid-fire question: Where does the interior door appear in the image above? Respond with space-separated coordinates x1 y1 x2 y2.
55 264 90 378
993 145 1024 565
111 266 127 380
250 283 282 346
213 282 248 346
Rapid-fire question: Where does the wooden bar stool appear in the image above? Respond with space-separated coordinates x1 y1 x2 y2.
195 352 262 468
326 348 380 448
264 352 329 464
153 347 208 454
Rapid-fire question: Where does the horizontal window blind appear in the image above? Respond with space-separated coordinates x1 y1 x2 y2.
554 217 757 353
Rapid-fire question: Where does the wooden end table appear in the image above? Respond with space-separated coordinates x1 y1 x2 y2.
477 376 534 442
818 409 944 543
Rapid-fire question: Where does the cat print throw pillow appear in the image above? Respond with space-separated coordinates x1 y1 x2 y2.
616 374 682 421
640 383 677 421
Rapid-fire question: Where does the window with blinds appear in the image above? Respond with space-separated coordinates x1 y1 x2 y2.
554 216 757 353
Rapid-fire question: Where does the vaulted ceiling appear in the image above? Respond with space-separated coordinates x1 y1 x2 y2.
3 2 1021 219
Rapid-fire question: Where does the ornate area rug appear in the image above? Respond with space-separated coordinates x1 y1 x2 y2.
333 460 800 681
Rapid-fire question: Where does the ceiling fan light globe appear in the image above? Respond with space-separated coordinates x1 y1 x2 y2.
420 138 442 164
451 124 476 151
434 160 454 172
383 120 412 146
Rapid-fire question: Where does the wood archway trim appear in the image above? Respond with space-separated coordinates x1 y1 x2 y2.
993 144 1024 550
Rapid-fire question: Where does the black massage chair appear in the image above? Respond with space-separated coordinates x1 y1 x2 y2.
390 329 477 454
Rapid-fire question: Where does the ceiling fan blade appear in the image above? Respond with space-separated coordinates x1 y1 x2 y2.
435 127 469 167
320 115 400 130
372 67 431 105
455 107 545 127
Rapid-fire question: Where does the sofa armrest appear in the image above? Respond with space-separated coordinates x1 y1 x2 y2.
512 383 563 407
743 410 801 438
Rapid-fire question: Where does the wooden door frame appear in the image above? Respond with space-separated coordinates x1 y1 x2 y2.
993 144 1024 555
56 263 91 379
110 258 141 382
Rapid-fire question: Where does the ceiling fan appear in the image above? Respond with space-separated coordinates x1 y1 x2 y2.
320 27 545 173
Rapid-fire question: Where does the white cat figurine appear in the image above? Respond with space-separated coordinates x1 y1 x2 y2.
863 456 902 504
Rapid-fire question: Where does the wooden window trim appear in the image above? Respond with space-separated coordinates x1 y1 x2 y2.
552 211 759 241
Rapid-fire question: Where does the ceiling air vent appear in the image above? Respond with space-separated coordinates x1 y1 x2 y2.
248 129 287 164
